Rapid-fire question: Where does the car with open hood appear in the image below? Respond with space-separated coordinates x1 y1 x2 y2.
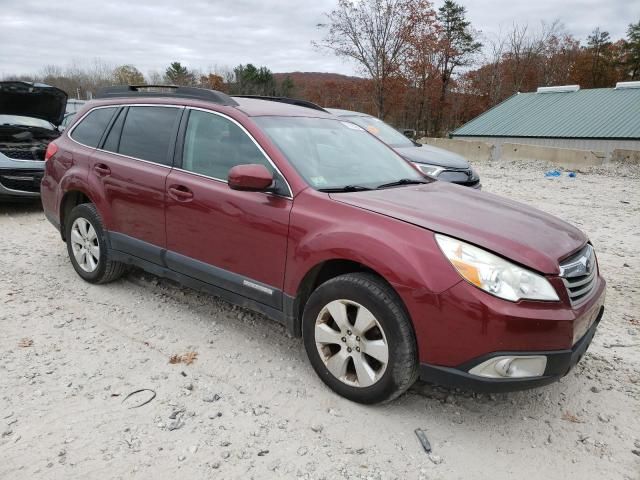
326 108 481 188
0 81 67 199
41 86 604 404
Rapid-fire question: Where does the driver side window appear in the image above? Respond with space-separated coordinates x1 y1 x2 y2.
182 110 272 180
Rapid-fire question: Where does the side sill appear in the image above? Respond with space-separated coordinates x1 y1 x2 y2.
109 249 288 327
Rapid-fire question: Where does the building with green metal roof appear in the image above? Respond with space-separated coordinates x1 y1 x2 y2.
451 82 640 155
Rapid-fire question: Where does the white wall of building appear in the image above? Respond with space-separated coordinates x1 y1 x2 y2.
453 136 640 156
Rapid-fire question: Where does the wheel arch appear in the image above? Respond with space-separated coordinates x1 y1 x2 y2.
288 258 413 338
59 188 96 241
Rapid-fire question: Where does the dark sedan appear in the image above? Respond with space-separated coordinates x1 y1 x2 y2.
326 108 481 188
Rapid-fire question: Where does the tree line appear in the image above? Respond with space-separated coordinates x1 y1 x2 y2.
317 0 640 136
4 60 296 102
3 0 638 137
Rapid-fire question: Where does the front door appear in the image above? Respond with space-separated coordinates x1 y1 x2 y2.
164 108 292 309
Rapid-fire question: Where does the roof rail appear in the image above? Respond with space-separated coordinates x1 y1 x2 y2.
95 85 239 106
233 95 328 113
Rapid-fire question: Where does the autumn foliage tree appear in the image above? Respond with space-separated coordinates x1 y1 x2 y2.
113 65 145 85
624 21 640 80
403 0 440 134
317 0 419 119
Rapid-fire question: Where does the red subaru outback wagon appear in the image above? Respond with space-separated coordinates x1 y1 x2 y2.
41 86 605 404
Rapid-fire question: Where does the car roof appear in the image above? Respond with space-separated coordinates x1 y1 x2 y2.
233 97 334 118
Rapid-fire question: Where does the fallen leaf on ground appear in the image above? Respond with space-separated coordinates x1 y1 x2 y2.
182 351 198 365
18 338 33 348
562 411 584 423
169 351 199 365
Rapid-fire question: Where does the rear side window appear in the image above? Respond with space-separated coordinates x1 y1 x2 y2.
118 106 181 165
70 108 116 147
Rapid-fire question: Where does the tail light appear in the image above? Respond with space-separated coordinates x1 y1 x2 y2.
44 142 58 162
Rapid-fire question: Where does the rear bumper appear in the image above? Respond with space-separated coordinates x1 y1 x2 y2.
419 306 604 392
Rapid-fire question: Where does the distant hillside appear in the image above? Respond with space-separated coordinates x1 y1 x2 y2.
273 72 364 83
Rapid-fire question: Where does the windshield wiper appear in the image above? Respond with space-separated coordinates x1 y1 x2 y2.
318 185 373 193
376 178 429 189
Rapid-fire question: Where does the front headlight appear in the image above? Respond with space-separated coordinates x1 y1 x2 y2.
414 163 445 177
435 234 559 302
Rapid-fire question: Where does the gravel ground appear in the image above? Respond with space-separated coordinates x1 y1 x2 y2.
1 159 639 480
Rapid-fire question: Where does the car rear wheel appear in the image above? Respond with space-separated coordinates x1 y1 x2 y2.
65 203 126 284
302 273 418 404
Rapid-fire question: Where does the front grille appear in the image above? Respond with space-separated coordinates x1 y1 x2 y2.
560 244 598 305
0 169 43 193
0 148 45 161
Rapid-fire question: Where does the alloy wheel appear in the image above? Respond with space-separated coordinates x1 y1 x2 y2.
70 217 100 273
314 299 389 387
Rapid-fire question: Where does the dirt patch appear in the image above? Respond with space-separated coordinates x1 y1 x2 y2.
0 160 639 479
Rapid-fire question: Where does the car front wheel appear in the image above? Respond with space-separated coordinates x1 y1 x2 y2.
302 273 418 404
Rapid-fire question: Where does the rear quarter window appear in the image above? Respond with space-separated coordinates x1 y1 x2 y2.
69 107 117 147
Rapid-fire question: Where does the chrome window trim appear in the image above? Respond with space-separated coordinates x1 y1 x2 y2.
183 106 293 199
66 104 293 198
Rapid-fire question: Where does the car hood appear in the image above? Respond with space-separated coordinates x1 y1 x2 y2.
395 145 470 169
0 81 68 126
331 182 587 274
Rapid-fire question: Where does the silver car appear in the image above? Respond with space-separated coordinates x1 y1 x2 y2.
0 81 67 199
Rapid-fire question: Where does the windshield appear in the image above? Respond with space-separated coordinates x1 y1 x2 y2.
342 115 414 148
255 116 423 190
0 114 55 130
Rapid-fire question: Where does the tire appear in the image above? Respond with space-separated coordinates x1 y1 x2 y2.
65 203 126 284
302 273 418 404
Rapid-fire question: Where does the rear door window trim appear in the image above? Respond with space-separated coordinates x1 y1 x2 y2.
67 104 184 169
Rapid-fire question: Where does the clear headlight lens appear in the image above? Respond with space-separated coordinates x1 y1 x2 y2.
435 234 559 302
414 163 445 177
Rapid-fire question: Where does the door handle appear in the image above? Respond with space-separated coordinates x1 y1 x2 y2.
168 185 194 201
94 163 111 176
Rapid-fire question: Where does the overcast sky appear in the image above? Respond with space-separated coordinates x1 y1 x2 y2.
1 0 636 78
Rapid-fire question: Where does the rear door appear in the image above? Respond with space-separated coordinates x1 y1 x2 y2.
89 105 183 263
164 108 292 309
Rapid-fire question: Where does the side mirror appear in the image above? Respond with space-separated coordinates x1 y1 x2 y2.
228 164 274 192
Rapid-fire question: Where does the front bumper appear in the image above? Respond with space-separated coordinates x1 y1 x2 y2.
419 305 604 392
0 179 41 198
0 160 44 199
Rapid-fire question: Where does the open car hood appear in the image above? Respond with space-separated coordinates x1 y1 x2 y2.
331 182 587 275
0 81 68 126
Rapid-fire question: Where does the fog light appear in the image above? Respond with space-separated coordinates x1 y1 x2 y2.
468 355 547 379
